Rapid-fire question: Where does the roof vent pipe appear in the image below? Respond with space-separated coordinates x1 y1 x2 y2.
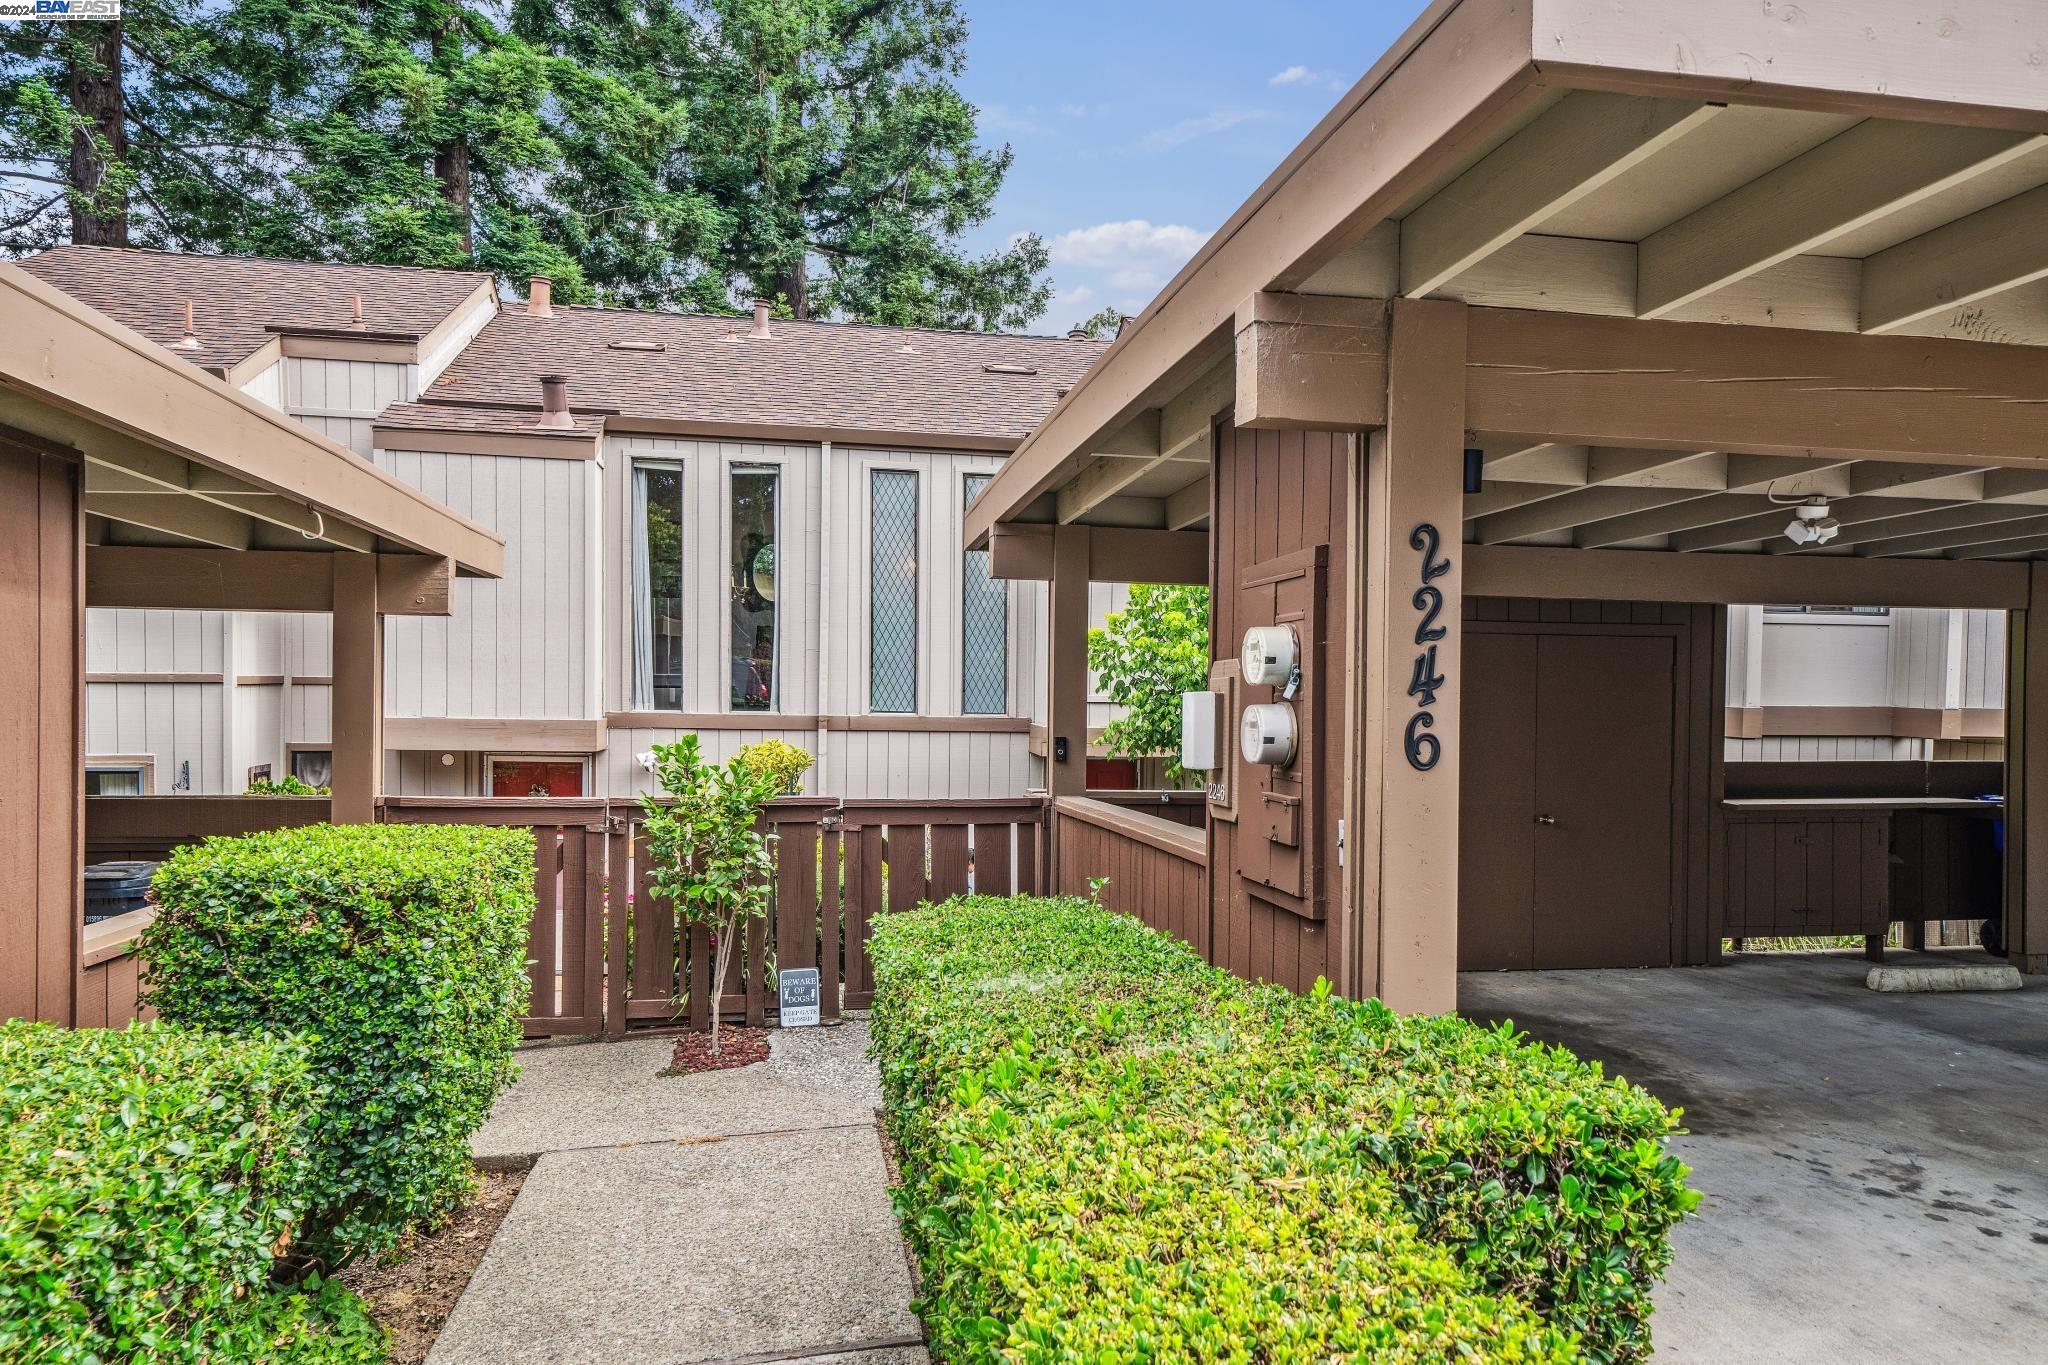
172 299 200 350
528 276 554 317
751 299 773 338
1066 327 1088 340
347 294 366 330
537 374 574 429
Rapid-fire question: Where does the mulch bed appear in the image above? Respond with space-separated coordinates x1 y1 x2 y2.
666 1024 772 1074
340 1168 525 1365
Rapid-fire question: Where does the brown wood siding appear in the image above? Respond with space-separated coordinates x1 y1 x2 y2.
77 953 153 1029
1208 422 1351 993
0 440 82 1025
1461 598 1725 969
1054 798 1209 953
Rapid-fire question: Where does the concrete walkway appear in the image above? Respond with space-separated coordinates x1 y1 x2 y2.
431 1022 927 1365
1462 951 2048 1365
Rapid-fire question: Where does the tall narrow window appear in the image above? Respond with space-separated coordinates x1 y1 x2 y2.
961 473 1007 714
634 463 683 709
730 465 779 710
870 470 920 713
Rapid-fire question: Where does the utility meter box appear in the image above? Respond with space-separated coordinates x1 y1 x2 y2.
1240 702 1299 767
1181 690 1224 770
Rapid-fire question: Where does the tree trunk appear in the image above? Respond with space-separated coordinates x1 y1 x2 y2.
705 912 738 1055
434 140 473 253
781 259 808 321
67 22 128 247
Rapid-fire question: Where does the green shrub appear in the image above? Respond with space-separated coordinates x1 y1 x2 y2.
0 1020 381 1363
870 896 1699 1363
141 823 535 1266
244 774 329 796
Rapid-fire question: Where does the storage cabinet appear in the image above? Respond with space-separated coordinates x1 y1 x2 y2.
1723 812 1890 939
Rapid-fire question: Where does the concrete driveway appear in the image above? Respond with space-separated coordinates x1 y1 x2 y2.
1461 951 2048 1364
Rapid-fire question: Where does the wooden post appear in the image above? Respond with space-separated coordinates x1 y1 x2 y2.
1359 298 1468 1014
2004 567 2048 974
329 554 384 823
1047 525 1091 801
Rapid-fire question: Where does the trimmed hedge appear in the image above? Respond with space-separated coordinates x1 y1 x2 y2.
0 1020 380 1363
871 896 1699 1363
141 822 535 1266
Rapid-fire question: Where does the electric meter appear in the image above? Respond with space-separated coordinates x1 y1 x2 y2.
1240 625 1299 688
1240 702 1298 767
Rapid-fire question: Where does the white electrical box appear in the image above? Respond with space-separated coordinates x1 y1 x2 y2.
1181 691 1223 770
1240 625 1299 688
1240 702 1299 767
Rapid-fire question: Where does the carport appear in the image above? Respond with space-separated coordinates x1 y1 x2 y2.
968 0 2048 1013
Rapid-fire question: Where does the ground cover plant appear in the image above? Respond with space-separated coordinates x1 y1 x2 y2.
141 822 535 1269
0 1020 380 1363
871 896 1699 1363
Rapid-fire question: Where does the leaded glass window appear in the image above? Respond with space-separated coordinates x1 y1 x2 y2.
870 470 920 712
961 473 1007 714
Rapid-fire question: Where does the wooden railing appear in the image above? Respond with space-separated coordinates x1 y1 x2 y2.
1053 795 1209 955
86 792 1052 1036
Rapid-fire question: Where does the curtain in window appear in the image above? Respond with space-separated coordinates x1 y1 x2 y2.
870 470 920 712
961 473 1007 714
634 464 683 709
730 466 779 710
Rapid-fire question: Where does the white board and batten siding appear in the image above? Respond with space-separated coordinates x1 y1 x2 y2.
599 436 1043 800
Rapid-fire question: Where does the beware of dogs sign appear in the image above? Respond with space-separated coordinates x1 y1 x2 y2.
779 967 821 1028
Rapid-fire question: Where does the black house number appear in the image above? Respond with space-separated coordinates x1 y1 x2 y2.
1404 523 1452 771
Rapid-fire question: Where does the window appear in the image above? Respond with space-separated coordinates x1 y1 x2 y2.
1765 605 1890 616
729 466 780 710
634 463 685 710
85 764 146 796
961 473 1007 714
870 470 920 712
290 749 332 788
488 756 586 798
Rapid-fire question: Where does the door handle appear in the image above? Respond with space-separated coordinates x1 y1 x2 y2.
1535 814 1557 826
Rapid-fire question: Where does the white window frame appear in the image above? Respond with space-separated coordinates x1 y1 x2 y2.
85 756 154 796
959 466 1009 716
724 456 789 715
863 459 927 715
630 454 687 712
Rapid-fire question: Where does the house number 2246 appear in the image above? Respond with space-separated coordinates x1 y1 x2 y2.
1404 523 1451 771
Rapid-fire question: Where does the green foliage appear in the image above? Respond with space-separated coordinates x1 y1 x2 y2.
1086 583 1212 784
735 737 815 795
6 1 1051 325
244 774 329 796
0 1020 382 1363
140 822 535 1267
1073 304 1124 339
870 897 1700 1363
638 735 783 1049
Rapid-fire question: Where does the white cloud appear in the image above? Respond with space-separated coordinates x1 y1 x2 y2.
1268 65 1316 86
1048 220 1207 272
979 103 1042 135
1138 109 1267 151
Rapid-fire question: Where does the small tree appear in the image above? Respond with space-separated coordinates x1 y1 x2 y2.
1087 584 1212 786
639 735 783 1053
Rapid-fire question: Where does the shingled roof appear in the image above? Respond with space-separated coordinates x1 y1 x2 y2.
16 246 492 372
413 306 1106 447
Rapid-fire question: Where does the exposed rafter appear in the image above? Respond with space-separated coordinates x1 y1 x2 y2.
1400 92 1720 298
1667 496 1960 552
1165 477 1209 531
85 491 256 550
1858 512 2048 559
1862 183 2048 334
1637 122 2045 318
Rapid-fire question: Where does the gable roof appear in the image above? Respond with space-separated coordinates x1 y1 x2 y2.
16 246 494 373
411 306 1106 448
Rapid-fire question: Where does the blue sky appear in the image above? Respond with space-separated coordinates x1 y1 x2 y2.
954 1 1431 333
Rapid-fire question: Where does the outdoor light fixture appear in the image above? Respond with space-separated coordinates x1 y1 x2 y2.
1782 497 1841 547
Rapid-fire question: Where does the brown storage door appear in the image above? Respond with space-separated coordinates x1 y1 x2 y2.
1459 633 1538 970
1532 634 1677 969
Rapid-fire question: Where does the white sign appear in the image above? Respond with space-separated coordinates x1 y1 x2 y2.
779 967 821 1028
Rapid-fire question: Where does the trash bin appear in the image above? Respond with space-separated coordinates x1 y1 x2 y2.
83 860 158 924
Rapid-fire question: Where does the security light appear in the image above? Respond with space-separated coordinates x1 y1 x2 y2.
1783 498 1841 547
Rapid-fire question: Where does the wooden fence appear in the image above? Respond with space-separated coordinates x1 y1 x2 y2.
88 793 1052 1036
1053 795 1210 955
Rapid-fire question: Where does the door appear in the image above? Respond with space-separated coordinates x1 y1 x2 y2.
1532 634 1676 968
1459 633 1537 970
1459 629 1677 970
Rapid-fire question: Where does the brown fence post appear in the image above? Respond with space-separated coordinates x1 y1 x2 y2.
603 821 628 1038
